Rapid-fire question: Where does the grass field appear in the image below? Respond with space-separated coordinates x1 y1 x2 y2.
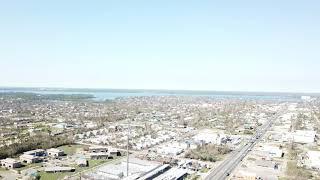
57 144 87 155
0 167 6 171
39 171 73 180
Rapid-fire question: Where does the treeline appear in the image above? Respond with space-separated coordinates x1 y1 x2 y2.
0 133 74 159
185 144 231 162
0 92 94 101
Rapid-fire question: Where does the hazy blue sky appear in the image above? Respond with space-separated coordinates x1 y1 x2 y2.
0 1 319 92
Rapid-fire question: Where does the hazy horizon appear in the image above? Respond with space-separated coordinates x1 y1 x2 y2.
1 1 320 92
1 86 320 95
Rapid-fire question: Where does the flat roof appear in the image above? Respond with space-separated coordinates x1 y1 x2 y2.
45 166 75 171
153 167 188 180
24 149 45 155
89 146 107 149
47 148 64 153
138 164 170 180
1 158 20 164
20 154 38 159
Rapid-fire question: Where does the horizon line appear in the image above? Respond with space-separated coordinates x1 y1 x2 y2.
1 86 320 96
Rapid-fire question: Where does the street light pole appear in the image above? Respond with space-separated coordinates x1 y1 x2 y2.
126 118 131 177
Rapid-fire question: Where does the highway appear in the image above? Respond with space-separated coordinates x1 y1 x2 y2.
205 119 273 180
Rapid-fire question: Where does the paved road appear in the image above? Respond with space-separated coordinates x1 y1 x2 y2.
205 119 273 180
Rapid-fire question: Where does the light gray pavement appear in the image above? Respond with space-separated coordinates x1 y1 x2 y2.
205 119 273 180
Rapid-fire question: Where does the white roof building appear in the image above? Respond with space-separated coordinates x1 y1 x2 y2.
292 130 316 144
193 130 226 145
157 146 184 156
258 145 283 158
302 151 320 170
153 167 188 180
0 158 22 169
47 148 64 157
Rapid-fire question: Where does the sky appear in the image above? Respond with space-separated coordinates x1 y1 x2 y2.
0 0 319 92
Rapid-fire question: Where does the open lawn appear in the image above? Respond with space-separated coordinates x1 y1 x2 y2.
0 167 6 171
57 144 87 156
39 171 74 180
200 168 209 173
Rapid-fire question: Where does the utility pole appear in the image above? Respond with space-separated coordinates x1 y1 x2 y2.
126 119 130 177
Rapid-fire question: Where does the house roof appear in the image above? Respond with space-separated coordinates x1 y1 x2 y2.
20 154 38 159
89 146 107 150
45 166 75 172
1 158 20 164
24 149 45 155
47 148 63 153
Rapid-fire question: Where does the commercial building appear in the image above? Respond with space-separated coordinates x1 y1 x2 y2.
138 164 170 180
193 130 226 145
20 154 42 164
76 158 89 167
157 146 184 156
90 152 110 160
0 158 22 169
89 146 121 159
44 166 75 173
109 148 122 157
89 146 107 153
258 145 284 158
292 130 316 144
47 148 65 157
23 149 46 156
300 151 320 170
153 167 188 180
89 146 109 160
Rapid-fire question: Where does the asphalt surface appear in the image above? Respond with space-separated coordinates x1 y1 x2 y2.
205 119 273 180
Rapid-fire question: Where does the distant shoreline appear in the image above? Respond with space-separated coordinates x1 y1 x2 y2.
0 86 319 97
